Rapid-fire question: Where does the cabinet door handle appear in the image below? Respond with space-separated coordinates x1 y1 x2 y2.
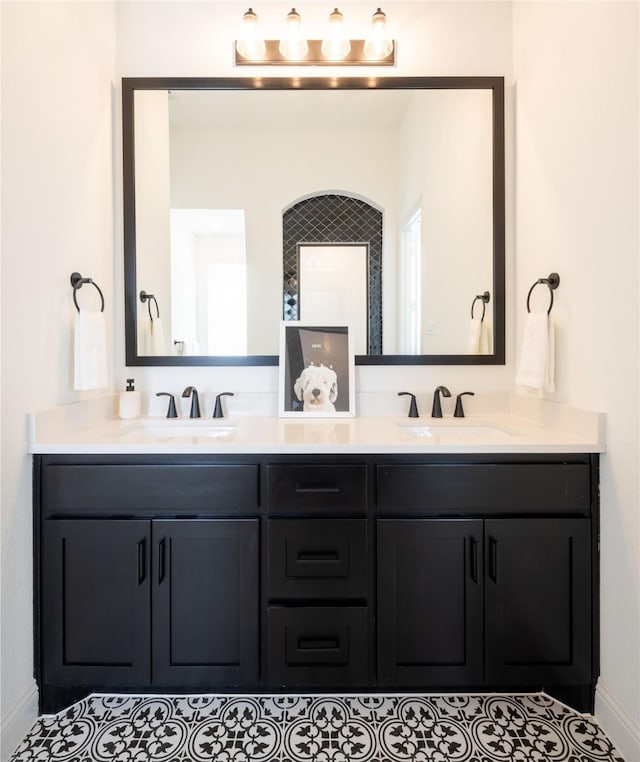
158 538 167 584
469 537 478 583
295 482 340 494
137 539 146 585
488 536 498 583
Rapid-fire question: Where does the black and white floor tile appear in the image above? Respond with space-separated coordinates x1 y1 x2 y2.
10 693 626 762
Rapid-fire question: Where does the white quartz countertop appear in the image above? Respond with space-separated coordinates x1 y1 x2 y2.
28 395 606 455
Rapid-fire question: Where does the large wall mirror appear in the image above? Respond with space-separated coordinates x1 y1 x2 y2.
123 76 505 366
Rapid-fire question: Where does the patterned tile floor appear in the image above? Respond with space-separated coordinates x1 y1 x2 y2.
10 693 626 762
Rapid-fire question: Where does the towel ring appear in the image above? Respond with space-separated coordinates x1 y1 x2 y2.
471 291 491 321
140 290 160 321
70 272 104 313
526 272 560 315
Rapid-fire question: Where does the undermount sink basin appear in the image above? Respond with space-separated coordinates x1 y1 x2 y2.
118 420 236 441
396 421 516 442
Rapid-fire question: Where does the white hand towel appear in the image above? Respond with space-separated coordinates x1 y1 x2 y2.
479 320 492 354
515 312 555 392
73 311 108 390
467 318 492 355
467 318 482 353
150 317 167 355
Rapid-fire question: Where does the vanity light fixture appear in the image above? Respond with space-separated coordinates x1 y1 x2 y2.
278 7 309 61
236 8 266 62
234 6 395 66
363 7 393 61
321 8 351 61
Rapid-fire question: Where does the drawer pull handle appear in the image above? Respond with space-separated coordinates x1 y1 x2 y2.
298 637 340 651
295 483 340 494
297 551 340 562
137 539 146 585
470 537 478 583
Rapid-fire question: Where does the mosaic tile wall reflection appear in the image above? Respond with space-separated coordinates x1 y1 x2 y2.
283 194 383 355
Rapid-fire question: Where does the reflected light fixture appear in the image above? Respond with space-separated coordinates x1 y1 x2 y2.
321 8 351 61
236 8 266 62
234 6 395 66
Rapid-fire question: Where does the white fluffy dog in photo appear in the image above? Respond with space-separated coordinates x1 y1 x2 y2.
294 364 338 412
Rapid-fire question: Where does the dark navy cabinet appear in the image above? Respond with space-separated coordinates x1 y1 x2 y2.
34 452 598 714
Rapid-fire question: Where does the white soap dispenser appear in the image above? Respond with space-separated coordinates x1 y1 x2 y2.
119 378 141 420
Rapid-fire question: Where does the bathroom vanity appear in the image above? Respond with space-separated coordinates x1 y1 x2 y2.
31 408 602 715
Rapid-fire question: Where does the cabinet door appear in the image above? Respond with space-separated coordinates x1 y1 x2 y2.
485 518 591 685
377 519 483 686
41 519 151 686
152 519 259 687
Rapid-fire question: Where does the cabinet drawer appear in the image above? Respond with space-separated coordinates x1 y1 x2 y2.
267 464 367 514
268 519 367 600
42 464 259 516
377 463 591 515
267 606 368 686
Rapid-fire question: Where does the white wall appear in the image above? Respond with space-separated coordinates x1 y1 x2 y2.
513 3 639 759
0 2 116 758
20 1 640 759
4 2 638 759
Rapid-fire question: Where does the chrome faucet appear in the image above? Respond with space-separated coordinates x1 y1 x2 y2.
181 386 201 418
431 385 451 418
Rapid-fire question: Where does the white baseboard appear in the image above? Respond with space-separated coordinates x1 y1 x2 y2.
0 681 38 762
595 681 640 762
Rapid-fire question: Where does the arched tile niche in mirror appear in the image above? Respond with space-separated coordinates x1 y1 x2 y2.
122 76 505 366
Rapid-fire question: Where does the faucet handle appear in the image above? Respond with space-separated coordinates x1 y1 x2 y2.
213 392 234 419
454 391 475 418
156 392 178 418
398 392 419 418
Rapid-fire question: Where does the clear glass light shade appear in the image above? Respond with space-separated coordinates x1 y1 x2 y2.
236 8 266 61
363 7 393 60
321 8 351 61
278 8 309 61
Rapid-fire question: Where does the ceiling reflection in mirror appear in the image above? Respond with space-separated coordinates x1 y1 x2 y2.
123 78 505 366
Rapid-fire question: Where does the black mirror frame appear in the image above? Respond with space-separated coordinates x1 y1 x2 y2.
123 76 505 367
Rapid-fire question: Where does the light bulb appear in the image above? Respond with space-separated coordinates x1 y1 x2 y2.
278 8 309 61
364 7 393 61
321 8 351 61
236 8 266 61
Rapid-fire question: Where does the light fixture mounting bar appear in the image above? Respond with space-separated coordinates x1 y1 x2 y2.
234 39 395 66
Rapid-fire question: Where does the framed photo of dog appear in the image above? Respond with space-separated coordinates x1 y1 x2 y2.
279 323 355 417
